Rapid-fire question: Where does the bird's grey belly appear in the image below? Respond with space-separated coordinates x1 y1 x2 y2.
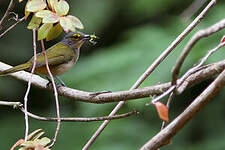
54 60 76 75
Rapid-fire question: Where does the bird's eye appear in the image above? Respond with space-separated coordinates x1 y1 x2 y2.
72 33 81 39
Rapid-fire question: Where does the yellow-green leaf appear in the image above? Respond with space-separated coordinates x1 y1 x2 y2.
42 13 59 23
55 0 69 16
25 0 31 19
35 10 53 18
38 23 53 40
27 15 42 29
67 15 84 29
59 16 75 32
39 137 51 146
46 23 63 41
26 0 47 12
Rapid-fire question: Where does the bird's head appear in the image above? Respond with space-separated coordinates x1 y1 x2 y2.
61 31 97 50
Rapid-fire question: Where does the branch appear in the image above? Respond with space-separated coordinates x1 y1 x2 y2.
40 40 61 148
0 101 137 122
0 101 22 107
0 0 16 30
172 18 225 85
19 107 138 122
0 16 25 38
140 68 225 150
1 60 225 103
23 28 37 141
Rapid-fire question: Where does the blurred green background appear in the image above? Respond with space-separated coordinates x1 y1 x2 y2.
1 0 225 150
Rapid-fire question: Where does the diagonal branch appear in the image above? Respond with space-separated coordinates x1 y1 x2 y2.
172 18 225 85
0 0 16 30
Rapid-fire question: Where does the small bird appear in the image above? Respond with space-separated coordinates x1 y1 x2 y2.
0 31 96 86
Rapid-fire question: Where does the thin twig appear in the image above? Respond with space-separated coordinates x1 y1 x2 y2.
140 68 225 150
0 101 22 107
172 18 225 85
82 1 217 149
23 29 37 141
180 0 207 22
176 42 225 89
18 107 138 122
0 17 25 38
151 41 224 104
0 59 225 103
40 40 61 148
0 0 16 30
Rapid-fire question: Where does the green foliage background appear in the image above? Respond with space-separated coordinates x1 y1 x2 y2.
0 0 225 150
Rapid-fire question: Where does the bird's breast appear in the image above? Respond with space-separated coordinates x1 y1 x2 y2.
54 60 76 75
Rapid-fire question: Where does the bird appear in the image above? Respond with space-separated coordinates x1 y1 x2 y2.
0 31 96 86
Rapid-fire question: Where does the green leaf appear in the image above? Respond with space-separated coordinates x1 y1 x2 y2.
38 23 53 40
55 0 69 16
46 23 63 41
66 15 84 29
26 0 47 12
27 15 42 29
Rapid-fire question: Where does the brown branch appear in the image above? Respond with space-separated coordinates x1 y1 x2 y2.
19 107 138 122
82 1 218 148
140 68 225 150
172 18 225 85
0 60 225 103
0 16 25 38
23 28 37 141
0 101 137 122
152 41 225 104
40 40 61 148
0 0 16 30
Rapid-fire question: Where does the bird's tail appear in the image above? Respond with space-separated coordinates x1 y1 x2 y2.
0 62 31 76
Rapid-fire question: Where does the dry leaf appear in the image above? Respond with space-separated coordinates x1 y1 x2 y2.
154 102 169 123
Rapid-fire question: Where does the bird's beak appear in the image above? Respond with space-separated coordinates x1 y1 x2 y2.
83 34 91 41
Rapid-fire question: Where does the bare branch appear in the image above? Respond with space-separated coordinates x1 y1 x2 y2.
152 41 225 104
0 101 22 107
40 40 61 148
23 28 37 141
0 100 137 122
180 0 207 22
82 1 218 149
19 107 138 122
172 18 225 85
0 16 25 38
0 0 16 30
0 60 225 103
140 68 225 150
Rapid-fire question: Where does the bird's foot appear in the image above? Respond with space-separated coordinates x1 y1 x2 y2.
89 90 112 97
46 80 66 89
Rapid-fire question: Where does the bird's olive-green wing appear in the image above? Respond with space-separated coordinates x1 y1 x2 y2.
29 43 75 68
